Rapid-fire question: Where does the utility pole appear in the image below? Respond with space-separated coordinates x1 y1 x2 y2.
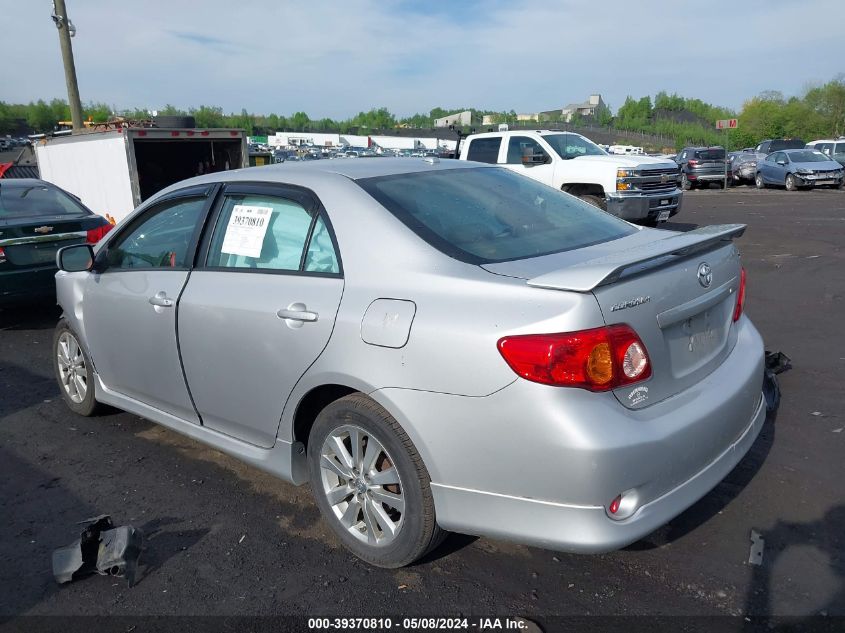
52 0 83 132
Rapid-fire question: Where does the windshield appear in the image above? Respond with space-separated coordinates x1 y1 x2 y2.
767 140 806 152
357 167 636 265
788 151 829 163
0 183 90 219
543 133 607 160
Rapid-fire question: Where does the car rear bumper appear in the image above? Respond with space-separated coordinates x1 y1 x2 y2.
605 189 683 222
372 316 765 553
0 266 57 304
688 170 727 181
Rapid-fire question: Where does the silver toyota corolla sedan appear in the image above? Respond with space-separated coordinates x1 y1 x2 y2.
53 158 765 567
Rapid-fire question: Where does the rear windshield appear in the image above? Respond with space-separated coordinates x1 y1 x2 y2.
694 149 726 160
0 183 89 219
769 140 805 152
788 150 829 163
357 167 636 264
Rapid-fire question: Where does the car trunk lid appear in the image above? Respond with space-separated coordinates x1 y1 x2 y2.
0 214 101 268
483 224 746 409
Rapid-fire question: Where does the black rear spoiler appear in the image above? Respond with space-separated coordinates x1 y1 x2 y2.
527 224 746 292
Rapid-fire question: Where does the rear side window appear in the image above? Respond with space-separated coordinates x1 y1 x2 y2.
0 183 90 219
694 149 726 160
835 143 845 155
466 138 501 164
206 194 339 274
357 167 636 265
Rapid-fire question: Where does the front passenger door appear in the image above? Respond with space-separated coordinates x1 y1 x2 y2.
177 184 344 448
500 136 554 185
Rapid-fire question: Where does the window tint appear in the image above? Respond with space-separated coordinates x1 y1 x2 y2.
0 183 90 219
207 194 314 271
816 143 833 155
694 148 725 160
106 197 205 270
358 167 636 265
506 136 546 164
786 151 828 163
304 214 340 273
466 138 501 164
836 143 845 155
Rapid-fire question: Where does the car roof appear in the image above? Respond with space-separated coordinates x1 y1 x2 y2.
242 157 485 180
152 157 494 200
466 130 584 139
0 178 50 188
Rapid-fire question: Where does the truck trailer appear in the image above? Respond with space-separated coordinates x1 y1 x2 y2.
35 127 247 224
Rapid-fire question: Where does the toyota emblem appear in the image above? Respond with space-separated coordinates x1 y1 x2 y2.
697 263 712 288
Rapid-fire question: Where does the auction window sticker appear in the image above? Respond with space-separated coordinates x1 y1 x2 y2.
220 204 273 258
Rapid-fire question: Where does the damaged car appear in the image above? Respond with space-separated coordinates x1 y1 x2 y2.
53 158 766 567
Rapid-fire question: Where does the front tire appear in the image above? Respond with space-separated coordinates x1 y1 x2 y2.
755 173 766 189
579 194 607 211
785 174 798 191
307 393 445 567
53 319 100 416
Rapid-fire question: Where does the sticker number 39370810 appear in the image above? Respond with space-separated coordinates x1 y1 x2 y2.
220 205 273 258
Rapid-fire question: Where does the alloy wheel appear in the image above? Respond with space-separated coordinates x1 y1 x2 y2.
56 331 87 403
318 424 405 546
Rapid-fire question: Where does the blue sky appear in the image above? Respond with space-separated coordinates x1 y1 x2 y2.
2 0 842 119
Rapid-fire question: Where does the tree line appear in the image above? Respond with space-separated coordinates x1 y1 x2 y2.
3 74 844 150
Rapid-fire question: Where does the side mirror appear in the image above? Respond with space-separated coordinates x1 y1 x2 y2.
522 147 549 166
777 160 786 166
57 244 94 272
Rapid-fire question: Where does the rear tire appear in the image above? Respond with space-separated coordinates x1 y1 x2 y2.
579 194 607 211
307 393 445 568
755 173 766 189
53 319 100 417
681 174 691 191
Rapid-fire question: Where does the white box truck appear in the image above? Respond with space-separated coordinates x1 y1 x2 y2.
35 127 247 224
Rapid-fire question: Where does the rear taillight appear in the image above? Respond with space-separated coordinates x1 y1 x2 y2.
733 267 747 322
497 324 651 391
687 159 699 166
86 221 113 244
0 246 6 264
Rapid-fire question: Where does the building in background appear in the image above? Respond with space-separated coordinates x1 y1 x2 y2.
516 94 607 124
559 94 606 122
434 110 473 127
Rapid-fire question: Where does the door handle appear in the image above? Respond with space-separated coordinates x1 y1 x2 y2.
149 292 174 308
277 303 318 323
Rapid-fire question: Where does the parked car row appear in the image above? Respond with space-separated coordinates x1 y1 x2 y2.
673 138 845 191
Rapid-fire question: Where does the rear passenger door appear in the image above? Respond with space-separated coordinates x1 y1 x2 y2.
177 183 343 448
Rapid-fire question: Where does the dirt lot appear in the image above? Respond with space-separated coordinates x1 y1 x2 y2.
1 188 843 624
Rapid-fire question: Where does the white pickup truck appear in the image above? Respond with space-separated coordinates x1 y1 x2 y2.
458 130 683 226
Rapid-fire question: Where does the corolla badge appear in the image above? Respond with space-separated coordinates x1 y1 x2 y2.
697 262 712 288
